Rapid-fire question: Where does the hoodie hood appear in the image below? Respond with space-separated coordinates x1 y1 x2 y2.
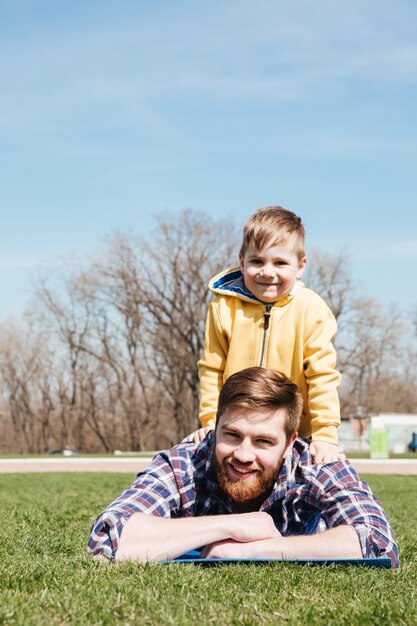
209 266 303 305
209 267 258 302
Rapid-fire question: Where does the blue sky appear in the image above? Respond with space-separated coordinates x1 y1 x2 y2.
1 0 416 318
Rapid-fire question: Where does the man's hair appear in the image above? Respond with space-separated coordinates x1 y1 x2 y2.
240 206 305 260
216 367 303 441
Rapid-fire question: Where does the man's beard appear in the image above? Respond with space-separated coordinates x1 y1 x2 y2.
214 456 282 504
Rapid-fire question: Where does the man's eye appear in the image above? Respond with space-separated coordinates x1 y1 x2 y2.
257 439 273 445
225 432 239 439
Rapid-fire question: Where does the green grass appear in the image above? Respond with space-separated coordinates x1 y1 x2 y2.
0 474 415 626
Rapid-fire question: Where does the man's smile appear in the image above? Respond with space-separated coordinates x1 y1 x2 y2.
226 461 260 480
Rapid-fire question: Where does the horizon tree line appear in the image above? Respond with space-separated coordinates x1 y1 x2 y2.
0 209 415 453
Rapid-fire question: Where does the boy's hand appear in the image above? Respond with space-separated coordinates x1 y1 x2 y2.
309 441 345 464
191 426 214 444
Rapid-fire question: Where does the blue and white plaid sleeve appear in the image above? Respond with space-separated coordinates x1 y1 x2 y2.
309 461 400 568
87 455 181 561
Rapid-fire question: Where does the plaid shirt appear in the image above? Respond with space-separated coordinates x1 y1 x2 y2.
88 434 399 567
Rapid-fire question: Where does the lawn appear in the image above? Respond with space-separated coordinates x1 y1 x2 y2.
0 473 415 626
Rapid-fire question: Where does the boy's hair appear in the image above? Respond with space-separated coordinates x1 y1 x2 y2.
240 206 305 260
216 367 303 442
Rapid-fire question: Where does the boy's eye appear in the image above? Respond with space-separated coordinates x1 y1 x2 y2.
250 259 263 265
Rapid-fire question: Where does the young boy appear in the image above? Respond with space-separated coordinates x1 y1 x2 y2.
195 206 342 463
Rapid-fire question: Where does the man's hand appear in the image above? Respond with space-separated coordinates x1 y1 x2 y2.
229 511 280 543
191 425 214 444
201 512 281 558
309 441 345 464
200 538 271 559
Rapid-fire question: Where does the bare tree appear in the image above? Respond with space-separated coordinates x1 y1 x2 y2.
34 258 149 451
304 249 416 417
31 209 238 449
337 300 406 415
35 265 93 450
305 248 353 327
78 239 159 450
139 209 238 440
0 318 55 453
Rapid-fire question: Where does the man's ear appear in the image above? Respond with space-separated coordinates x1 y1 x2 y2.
284 432 297 457
297 257 307 279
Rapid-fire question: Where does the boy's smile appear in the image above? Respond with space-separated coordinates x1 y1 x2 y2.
239 234 306 303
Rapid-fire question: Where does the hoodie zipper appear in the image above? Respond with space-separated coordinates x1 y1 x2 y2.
259 303 272 367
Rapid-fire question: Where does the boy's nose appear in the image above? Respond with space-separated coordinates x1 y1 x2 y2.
260 264 275 278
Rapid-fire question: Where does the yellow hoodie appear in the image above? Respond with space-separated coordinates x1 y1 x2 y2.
198 267 341 444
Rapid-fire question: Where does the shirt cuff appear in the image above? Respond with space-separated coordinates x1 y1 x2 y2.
87 510 129 561
352 523 400 568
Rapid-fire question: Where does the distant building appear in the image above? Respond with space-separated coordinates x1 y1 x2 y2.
339 413 417 454
371 414 417 454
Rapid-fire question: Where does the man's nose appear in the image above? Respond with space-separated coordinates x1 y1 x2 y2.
233 439 256 464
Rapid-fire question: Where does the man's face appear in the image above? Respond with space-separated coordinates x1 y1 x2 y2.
239 233 306 303
214 405 296 504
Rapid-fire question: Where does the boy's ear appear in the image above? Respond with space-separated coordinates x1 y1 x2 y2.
297 256 307 279
239 253 244 272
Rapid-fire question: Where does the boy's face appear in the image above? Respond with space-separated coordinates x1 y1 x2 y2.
239 233 306 303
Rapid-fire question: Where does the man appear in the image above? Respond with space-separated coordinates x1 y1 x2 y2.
88 367 399 567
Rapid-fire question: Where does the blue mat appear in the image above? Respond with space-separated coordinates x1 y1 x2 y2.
165 550 391 568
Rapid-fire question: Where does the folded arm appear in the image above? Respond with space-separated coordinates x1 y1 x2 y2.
202 525 361 560
115 511 279 563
